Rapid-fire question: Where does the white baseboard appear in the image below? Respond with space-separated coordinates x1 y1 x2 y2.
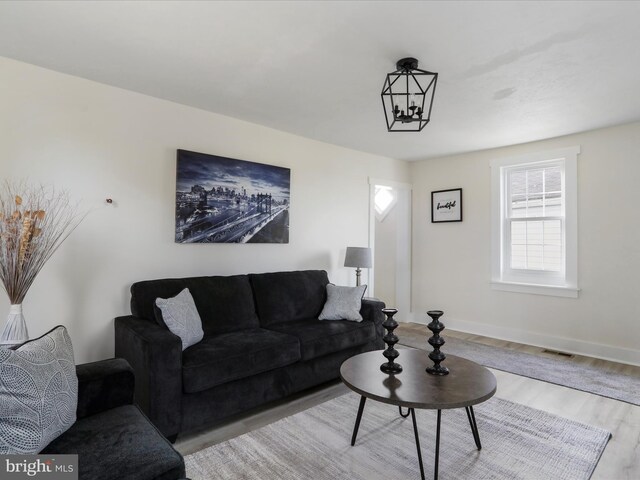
405 313 640 367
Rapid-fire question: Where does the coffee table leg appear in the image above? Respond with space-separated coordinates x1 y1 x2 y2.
434 409 441 480
410 408 426 480
399 406 410 418
465 406 482 450
351 396 367 446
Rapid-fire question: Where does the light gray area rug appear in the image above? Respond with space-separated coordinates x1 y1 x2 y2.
185 393 610 480
399 333 640 406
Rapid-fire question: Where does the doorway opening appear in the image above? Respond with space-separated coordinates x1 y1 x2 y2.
368 178 412 321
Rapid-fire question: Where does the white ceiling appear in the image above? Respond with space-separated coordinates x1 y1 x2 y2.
1 1 640 161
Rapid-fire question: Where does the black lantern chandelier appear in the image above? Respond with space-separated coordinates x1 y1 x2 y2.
381 57 438 132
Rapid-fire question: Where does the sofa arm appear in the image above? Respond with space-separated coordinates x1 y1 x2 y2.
114 315 183 439
76 358 135 420
360 298 386 347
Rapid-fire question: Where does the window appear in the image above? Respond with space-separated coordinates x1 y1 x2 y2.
491 146 579 297
374 185 396 221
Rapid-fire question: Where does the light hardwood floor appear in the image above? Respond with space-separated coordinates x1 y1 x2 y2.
176 322 640 479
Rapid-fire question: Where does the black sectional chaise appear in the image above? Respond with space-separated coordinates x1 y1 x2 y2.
42 358 185 480
115 270 385 440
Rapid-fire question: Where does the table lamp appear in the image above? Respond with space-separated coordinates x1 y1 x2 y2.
344 247 372 286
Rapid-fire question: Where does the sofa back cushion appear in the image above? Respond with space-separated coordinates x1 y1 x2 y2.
130 275 259 335
249 270 329 327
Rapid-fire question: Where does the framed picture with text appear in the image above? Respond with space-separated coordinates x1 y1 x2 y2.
431 188 462 223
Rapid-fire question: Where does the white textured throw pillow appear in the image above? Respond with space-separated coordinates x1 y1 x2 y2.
155 288 204 350
318 284 367 322
0 325 78 454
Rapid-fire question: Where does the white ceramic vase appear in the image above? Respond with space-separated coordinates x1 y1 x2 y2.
0 304 29 348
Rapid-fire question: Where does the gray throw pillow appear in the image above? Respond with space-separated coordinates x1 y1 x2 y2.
0 325 78 454
155 288 204 350
318 284 367 322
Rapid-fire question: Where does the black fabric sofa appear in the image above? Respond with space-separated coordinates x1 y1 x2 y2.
42 358 185 480
115 270 385 440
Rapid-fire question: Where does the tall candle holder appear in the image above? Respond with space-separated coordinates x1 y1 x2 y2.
380 308 402 374
426 310 449 376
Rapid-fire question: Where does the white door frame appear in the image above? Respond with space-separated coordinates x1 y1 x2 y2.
368 177 412 321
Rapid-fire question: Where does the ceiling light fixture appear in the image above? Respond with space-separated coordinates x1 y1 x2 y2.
381 57 438 132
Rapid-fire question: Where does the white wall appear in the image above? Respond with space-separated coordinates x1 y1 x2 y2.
0 57 409 363
410 122 640 365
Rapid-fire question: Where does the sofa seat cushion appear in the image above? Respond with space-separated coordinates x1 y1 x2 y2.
41 405 184 480
182 328 301 393
268 318 377 361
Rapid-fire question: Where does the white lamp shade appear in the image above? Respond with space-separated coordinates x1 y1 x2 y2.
344 247 372 268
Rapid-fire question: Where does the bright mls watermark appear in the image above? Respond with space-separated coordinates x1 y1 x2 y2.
0 455 77 479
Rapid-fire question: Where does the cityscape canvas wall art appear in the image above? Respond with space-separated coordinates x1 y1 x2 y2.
175 149 290 243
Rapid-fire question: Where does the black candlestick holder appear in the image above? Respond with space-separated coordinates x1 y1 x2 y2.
380 308 402 374
426 310 449 376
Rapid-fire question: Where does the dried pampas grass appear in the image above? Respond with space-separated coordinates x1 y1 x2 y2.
0 181 85 304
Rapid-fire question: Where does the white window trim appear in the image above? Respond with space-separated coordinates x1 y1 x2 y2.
490 146 580 298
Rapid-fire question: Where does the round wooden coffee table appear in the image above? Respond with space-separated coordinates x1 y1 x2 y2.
340 349 497 480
